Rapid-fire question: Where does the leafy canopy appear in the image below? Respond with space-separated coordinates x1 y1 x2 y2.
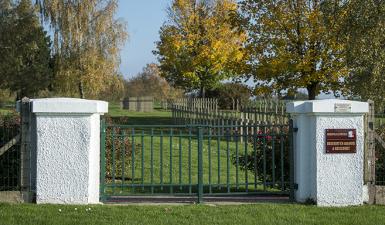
338 0 385 105
155 0 247 97
206 82 252 109
36 0 127 98
0 0 52 99
124 64 184 101
239 0 348 99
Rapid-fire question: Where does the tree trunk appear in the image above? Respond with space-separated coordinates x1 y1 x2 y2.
306 83 318 100
78 80 85 99
16 91 21 101
200 85 206 98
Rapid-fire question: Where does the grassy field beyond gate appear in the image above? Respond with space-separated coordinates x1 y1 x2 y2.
1 203 385 225
102 104 291 198
102 124 290 197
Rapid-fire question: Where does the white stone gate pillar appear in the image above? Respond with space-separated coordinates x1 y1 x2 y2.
30 98 108 204
287 99 368 206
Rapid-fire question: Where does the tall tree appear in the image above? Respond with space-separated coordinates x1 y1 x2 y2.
239 0 348 99
36 0 127 98
124 63 184 101
206 82 252 109
0 0 52 99
154 0 247 97
337 0 385 105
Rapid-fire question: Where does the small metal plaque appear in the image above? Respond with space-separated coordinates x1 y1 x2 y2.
334 103 351 113
325 129 356 153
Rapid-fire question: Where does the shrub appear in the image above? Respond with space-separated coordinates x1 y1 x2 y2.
206 83 252 110
232 129 290 189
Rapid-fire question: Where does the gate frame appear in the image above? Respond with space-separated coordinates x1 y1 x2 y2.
99 120 295 203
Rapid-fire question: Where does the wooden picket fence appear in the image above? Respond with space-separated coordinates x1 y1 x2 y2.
171 98 288 126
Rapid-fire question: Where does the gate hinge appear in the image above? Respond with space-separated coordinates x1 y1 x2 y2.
294 183 298 190
293 128 298 132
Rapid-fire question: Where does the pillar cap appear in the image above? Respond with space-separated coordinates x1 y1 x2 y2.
286 99 369 114
30 98 108 114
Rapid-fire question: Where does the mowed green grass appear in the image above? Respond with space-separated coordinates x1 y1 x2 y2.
1 203 385 225
103 103 288 195
107 102 171 118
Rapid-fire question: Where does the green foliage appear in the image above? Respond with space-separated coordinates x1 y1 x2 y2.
234 132 289 190
336 0 385 105
0 0 52 99
0 111 20 191
281 91 309 100
97 74 125 102
0 89 15 106
36 0 127 98
154 0 247 97
124 64 184 101
206 83 252 109
239 0 348 99
375 124 385 185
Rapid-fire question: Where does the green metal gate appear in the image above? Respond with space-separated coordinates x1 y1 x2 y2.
100 121 294 203
0 112 20 191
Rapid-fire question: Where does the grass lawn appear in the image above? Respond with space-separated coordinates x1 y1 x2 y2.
106 102 172 125
104 129 288 196
102 102 288 196
1 203 385 225
107 102 171 118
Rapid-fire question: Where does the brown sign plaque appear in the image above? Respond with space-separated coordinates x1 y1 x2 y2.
325 129 356 153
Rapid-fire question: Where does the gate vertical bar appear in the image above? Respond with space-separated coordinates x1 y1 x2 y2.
197 126 204 203
289 119 295 202
20 97 31 201
100 119 107 202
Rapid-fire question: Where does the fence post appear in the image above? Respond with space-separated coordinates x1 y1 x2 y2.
365 100 376 204
197 126 204 203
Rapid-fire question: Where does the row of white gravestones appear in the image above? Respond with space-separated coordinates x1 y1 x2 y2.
21 98 368 206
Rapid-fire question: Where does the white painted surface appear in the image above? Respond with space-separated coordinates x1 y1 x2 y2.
287 100 368 206
88 113 101 203
315 116 364 206
32 98 108 114
31 98 107 204
287 99 369 114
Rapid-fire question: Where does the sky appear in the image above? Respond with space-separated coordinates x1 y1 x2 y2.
116 0 171 79
115 1 332 98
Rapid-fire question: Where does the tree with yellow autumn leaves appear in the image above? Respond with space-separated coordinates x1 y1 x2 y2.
239 0 348 100
36 0 127 99
154 0 247 97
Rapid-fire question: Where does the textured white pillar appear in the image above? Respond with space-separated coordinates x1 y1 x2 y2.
31 98 108 204
287 99 368 206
